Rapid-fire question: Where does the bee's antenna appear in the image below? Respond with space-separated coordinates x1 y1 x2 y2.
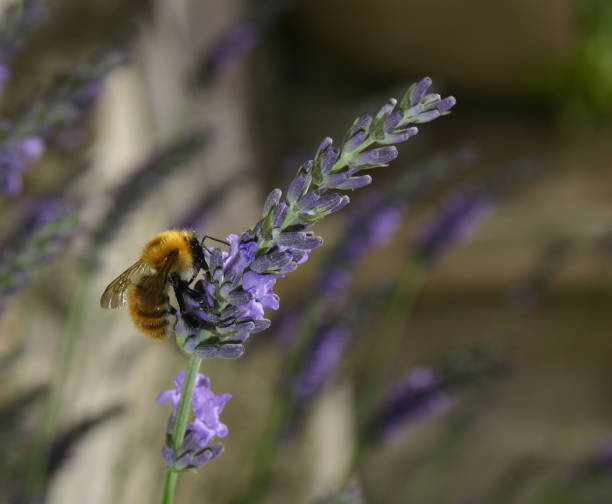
201 235 230 250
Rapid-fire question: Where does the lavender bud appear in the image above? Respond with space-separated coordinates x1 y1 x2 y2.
313 193 350 215
287 171 308 204
271 201 289 228
325 171 350 188
375 99 397 120
412 109 441 124
421 93 442 106
251 250 293 273
400 77 432 109
383 108 403 133
348 114 373 137
227 290 252 306
161 445 175 466
296 190 320 212
194 343 245 359
262 188 282 216
351 146 398 168
251 319 271 333
343 130 369 153
227 321 256 342
437 96 457 113
277 231 323 250
288 249 306 263
209 248 224 279
336 175 372 191
190 444 224 468
371 99 398 139
378 127 418 145
314 138 338 178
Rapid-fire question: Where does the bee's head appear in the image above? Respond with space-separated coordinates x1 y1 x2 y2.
190 236 207 272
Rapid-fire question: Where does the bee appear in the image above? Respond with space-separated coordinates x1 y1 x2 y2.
100 230 224 339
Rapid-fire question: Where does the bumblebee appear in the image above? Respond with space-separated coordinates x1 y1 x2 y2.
100 229 222 339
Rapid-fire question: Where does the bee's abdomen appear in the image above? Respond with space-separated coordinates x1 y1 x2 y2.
127 285 171 339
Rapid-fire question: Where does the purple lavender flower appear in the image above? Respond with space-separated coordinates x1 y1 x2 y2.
197 0 295 85
364 351 509 443
0 0 48 93
292 326 350 404
414 192 491 263
317 148 476 298
0 63 10 92
173 78 455 357
319 192 404 294
0 135 45 194
0 51 127 197
157 371 231 470
375 367 453 440
202 23 259 81
0 198 79 307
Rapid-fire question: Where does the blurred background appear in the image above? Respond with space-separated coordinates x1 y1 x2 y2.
0 0 611 503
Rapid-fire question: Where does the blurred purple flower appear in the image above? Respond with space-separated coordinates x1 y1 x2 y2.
375 367 453 440
0 0 48 91
198 0 296 85
158 371 230 470
292 327 350 404
319 193 404 294
414 192 491 263
0 197 79 307
0 63 10 92
203 23 259 80
0 136 45 194
0 51 126 197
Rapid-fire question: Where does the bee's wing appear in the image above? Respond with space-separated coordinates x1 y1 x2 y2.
100 260 149 309
136 254 178 304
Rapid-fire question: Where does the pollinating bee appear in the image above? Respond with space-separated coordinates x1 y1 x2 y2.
100 229 224 339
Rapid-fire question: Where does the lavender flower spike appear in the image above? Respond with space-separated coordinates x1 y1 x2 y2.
0 198 79 310
374 367 453 441
175 78 455 357
414 191 491 263
157 371 230 471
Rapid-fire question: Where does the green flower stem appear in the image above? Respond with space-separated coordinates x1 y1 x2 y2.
331 138 375 174
353 256 426 462
161 353 202 504
26 268 91 500
161 471 178 504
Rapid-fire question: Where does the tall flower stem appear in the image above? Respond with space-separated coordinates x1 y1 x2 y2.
161 353 202 504
25 268 91 499
355 256 425 448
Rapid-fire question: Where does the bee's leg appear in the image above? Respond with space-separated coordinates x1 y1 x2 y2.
169 274 188 312
169 273 216 321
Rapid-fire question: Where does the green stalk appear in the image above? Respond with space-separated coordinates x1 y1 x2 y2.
351 256 426 473
25 268 91 499
160 353 202 504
